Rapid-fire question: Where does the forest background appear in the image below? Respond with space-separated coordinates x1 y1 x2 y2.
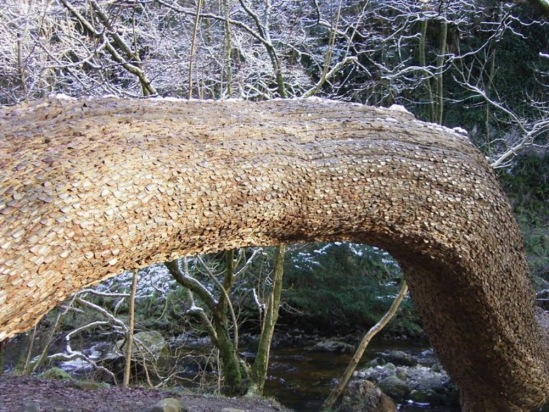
0 0 548 402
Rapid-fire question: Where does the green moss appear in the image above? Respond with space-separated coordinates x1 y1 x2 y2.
71 380 111 390
39 367 73 381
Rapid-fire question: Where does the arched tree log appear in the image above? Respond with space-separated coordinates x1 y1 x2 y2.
0 97 548 410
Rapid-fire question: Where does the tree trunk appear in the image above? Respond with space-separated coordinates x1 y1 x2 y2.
165 256 246 395
434 18 447 125
249 244 286 394
123 270 138 388
211 250 248 395
188 0 204 99
212 315 247 396
418 19 435 122
0 97 548 410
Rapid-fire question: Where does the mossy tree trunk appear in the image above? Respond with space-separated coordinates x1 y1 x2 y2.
122 270 138 388
165 252 249 396
212 315 247 395
248 244 286 394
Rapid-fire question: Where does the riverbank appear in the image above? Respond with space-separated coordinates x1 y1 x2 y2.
0 373 291 412
1 330 445 411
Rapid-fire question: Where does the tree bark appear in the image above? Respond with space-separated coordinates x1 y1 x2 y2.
123 269 138 388
249 244 286 394
165 254 247 395
212 314 247 396
0 97 548 410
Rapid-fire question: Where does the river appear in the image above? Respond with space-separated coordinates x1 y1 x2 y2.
260 341 459 411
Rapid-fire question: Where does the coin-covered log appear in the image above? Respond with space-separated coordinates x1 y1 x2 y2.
1 97 548 410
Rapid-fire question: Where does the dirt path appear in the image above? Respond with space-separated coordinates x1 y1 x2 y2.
0 373 291 412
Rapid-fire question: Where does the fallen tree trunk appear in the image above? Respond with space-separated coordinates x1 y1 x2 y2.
0 97 548 410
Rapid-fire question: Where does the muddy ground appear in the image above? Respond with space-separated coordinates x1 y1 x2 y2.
0 373 291 412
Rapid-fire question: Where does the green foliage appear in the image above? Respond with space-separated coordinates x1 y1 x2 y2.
499 154 549 209
282 243 421 336
498 154 549 285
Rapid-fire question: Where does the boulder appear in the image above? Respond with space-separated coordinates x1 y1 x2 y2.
99 331 171 382
340 380 397 412
379 350 417 367
355 351 460 407
413 373 446 392
406 365 458 405
150 398 184 412
378 375 410 401
71 380 111 390
124 331 169 359
307 338 354 353
23 401 41 412
38 367 73 381
395 367 408 381
537 289 549 311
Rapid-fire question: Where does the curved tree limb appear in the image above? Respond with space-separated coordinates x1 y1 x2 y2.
0 97 548 410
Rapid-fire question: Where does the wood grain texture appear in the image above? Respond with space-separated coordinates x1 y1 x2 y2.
1 97 548 410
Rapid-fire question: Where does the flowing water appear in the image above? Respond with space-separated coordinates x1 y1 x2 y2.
262 342 459 411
